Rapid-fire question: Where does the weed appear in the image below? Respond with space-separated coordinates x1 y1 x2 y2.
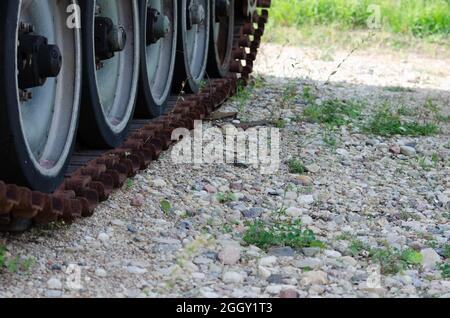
364 108 439 137
0 246 35 274
302 99 363 127
287 159 306 174
281 82 298 107
349 239 368 256
125 179 134 191
243 219 324 250
216 192 237 204
370 247 422 275
386 86 415 93
438 263 450 278
273 119 286 129
160 200 172 215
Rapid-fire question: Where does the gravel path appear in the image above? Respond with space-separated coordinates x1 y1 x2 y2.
1 43 449 298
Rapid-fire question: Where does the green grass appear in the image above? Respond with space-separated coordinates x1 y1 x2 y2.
216 192 237 204
439 263 450 278
270 0 450 38
364 108 439 137
370 247 423 275
0 245 35 274
302 99 363 127
243 219 324 250
287 158 306 174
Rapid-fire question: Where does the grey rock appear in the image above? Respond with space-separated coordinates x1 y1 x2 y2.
268 247 295 257
242 207 264 218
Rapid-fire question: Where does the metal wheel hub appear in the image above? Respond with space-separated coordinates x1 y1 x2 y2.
146 7 170 45
187 0 205 29
94 16 127 63
18 23 62 90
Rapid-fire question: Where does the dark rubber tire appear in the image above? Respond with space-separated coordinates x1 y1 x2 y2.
0 1 80 193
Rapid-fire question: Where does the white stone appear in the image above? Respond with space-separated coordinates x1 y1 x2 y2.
126 266 148 274
301 215 314 225
218 245 241 265
420 248 441 269
300 271 328 285
286 207 303 217
400 146 416 156
324 250 342 258
258 266 272 279
152 178 167 188
95 268 108 277
98 232 109 242
259 256 277 267
222 271 245 284
47 278 63 290
297 195 314 205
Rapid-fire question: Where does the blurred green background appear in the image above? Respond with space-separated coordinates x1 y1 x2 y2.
270 0 449 37
265 0 450 49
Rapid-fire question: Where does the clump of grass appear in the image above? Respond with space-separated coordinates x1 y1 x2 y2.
370 247 423 275
302 99 363 127
273 119 286 129
0 246 35 274
364 108 439 137
287 158 306 174
439 263 450 278
216 192 237 204
281 82 298 107
243 219 324 250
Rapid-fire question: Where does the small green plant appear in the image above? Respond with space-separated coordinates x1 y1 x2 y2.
370 247 423 275
273 119 286 129
160 200 172 215
281 82 298 107
442 244 450 259
439 263 450 278
365 108 439 137
0 246 35 274
288 158 306 174
243 219 324 250
349 239 368 256
125 178 134 191
322 127 338 149
302 85 316 103
302 99 362 127
231 82 252 116
0 246 5 268
386 86 415 93
216 192 237 204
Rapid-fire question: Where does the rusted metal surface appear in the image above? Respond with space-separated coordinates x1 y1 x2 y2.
0 3 270 229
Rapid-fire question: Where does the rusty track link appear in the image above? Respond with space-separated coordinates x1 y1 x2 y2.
0 2 271 230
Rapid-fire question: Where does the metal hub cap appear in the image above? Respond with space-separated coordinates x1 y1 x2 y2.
95 16 127 64
187 0 205 29
147 8 170 44
18 24 62 90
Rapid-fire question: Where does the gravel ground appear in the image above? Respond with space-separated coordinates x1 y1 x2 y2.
1 43 449 298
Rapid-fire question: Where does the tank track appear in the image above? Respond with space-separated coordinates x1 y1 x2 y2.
0 1 271 231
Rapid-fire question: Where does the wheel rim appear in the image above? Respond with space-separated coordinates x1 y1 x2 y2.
211 0 234 76
145 0 177 106
93 0 139 133
16 0 81 176
182 0 209 87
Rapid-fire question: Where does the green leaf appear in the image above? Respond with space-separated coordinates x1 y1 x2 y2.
160 200 172 215
402 249 423 265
